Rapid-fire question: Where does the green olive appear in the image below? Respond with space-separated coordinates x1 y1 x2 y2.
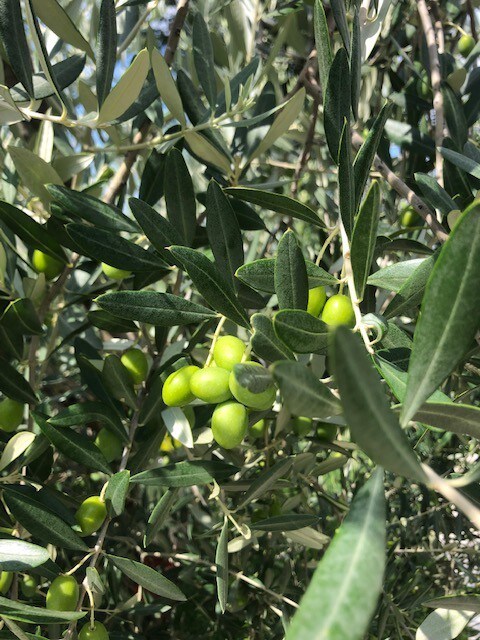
189 367 232 404
32 250 64 280
46 575 79 611
229 363 276 410
249 419 266 439
290 416 313 436
20 574 38 598
162 366 200 407
416 75 432 100
316 421 338 442
307 286 327 317
0 399 24 432
0 571 12 595
75 496 107 536
78 621 110 640
321 294 355 328
458 34 475 56
213 335 246 371
120 348 149 384
401 206 420 228
101 263 132 280
95 428 123 463
211 401 248 449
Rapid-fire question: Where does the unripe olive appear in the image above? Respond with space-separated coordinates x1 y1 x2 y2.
249 419 266 439
162 366 199 407
159 434 182 453
229 363 276 410
189 367 232 404
95 428 123 463
46 575 79 611
101 263 132 280
307 286 327 317
78 621 110 640
321 294 355 328
0 399 24 432
213 335 246 371
211 401 248 449
316 421 338 442
120 348 149 384
75 496 107 536
416 75 432 100
32 250 64 280
290 416 313 436
401 206 420 228
20 574 38 598
0 571 12 595
458 34 475 56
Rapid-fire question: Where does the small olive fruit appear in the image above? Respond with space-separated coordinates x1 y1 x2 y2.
32 250 64 280
0 571 12 595
78 621 110 640
249 419 266 439
46 575 79 611
162 365 200 407
401 206 420 228
307 286 327 317
321 294 355 328
121 348 149 384
95 428 123 463
317 421 338 442
0 399 24 432
458 34 475 56
101 263 132 280
229 363 276 411
75 496 107 536
213 335 246 371
159 434 182 453
211 401 248 449
21 574 38 598
290 416 313 437
190 367 232 404
416 74 432 100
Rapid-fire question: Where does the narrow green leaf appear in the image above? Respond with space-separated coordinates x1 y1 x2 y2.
88 309 138 334
440 146 480 180
330 0 350 54
236 258 337 294
0 596 85 624
138 150 166 206
331 327 427 482
35 413 112 475
0 0 34 97
192 13 217 108
96 291 218 326
8 146 62 204
3 298 43 336
238 457 293 509
0 539 49 571
313 0 332 97
215 519 229 614
151 49 185 126
367 259 426 292
442 84 468 149
31 0 94 59
285 470 385 640
402 202 480 425
144 489 178 546
170 245 249 328
96 0 117 107
251 313 295 362
0 432 35 472
416 608 473 640
3 489 87 552
48 402 127 444
102 355 137 410
273 309 329 354
274 230 308 310
338 118 355 234
105 470 130 517
164 149 197 246
206 180 244 285
424 595 480 614
131 460 238 487
272 361 341 419
415 173 457 215
350 6 361 121
351 180 380 300
409 403 480 439
108 554 186 600
0 356 37 404
324 48 351 164
384 253 437 319
129 197 183 261
225 187 324 228
251 514 320 532
10 54 85 103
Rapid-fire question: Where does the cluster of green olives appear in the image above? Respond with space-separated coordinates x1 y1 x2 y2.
162 335 277 449
307 285 355 328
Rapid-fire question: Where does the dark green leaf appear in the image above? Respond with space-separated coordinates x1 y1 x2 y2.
108 554 186 600
88 309 138 334
236 258 337 294
367 259 427 292
415 173 457 215
272 360 341 418
10 54 85 103
215 519 228 614
331 327 427 482
351 180 380 300
2 298 43 336
330 0 350 54
105 470 130 517
144 489 178 547
0 595 85 624
384 253 437 319
251 513 320 532
440 146 480 180
251 313 295 362
274 230 308 310
48 401 127 444
409 403 480 438
0 0 34 97
96 0 117 107
350 7 361 120
324 48 351 164
442 84 468 149
131 460 238 487
285 470 385 640
164 149 197 246
238 458 293 509
313 0 332 97
273 310 329 354
97 291 218 326
129 196 183 261
102 354 138 410
192 13 217 107
338 118 355 235
0 356 37 404
402 202 480 425
170 245 249 328
139 150 166 206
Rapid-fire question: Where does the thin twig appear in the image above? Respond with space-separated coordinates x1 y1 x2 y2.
291 97 320 197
